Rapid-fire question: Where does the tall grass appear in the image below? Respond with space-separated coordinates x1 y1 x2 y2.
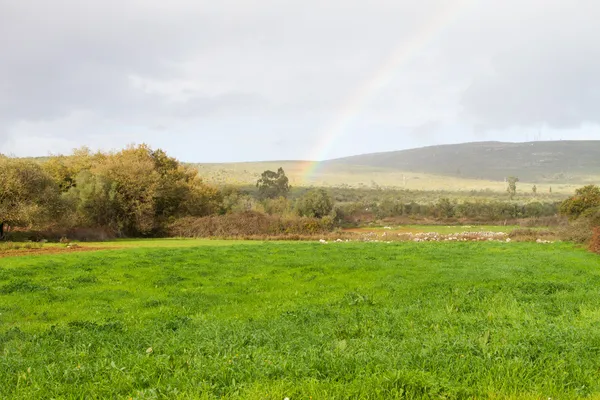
0 241 43 251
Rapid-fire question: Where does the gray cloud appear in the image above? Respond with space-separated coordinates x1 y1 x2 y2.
460 1 600 130
1 0 599 160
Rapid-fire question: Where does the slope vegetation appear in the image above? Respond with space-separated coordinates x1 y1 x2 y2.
327 140 600 182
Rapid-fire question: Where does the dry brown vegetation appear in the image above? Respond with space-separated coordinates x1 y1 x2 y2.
590 227 600 254
168 211 334 238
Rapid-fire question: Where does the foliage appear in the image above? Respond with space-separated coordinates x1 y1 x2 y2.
42 147 101 192
256 168 290 199
0 148 574 238
1 242 600 398
168 211 334 237
435 197 455 218
295 188 333 218
261 196 292 216
590 227 600 254
559 185 600 220
507 176 519 199
560 206 600 245
53 145 221 236
0 157 63 227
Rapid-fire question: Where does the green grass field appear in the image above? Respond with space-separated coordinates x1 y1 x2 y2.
2 242 600 399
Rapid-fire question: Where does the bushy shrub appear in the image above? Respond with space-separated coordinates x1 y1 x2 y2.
168 211 335 238
560 185 600 220
558 190 600 245
558 217 595 244
589 227 600 254
508 228 558 242
435 198 455 218
262 196 292 216
296 189 333 218
0 157 64 227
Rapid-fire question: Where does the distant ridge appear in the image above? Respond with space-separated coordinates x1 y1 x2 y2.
324 140 600 182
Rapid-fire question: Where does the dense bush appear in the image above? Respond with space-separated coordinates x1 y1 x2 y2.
168 211 335 237
341 198 560 224
0 157 63 227
1 146 223 238
590 227 600 254
560 185 600 219
557 207 600 244
296 189 333 218
557 186 600 247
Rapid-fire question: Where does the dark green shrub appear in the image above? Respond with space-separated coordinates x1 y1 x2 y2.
296 189 333 218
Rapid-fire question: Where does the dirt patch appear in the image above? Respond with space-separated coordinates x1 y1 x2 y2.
0 246 111 258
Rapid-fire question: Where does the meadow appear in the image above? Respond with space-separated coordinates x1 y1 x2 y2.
2 241 600 399
193 160 586 194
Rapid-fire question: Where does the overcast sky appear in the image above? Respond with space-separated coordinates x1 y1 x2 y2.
1 0 598 161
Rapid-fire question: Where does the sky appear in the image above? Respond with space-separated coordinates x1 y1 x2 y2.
0 0 599 162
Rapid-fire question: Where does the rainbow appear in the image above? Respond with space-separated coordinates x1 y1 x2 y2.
301 0 476 184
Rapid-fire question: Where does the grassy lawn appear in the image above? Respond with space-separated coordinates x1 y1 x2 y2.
1 242 600 399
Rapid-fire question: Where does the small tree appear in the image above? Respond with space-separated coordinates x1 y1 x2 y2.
435 197 455 218
296 189 333 218
507 176 519 199
256 168 290 199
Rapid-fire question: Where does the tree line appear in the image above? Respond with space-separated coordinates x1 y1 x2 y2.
0 146 334 239
1 145 596 240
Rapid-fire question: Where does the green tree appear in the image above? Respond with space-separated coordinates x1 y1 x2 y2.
560 185 600 220
296 189 333 218
0 157 62 232
256 168 290 199
435 197 455 218
64 145 221 236
507 176 519 199
42 147 101 192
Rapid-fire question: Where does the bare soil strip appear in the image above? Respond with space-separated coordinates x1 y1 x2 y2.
0 246 110 258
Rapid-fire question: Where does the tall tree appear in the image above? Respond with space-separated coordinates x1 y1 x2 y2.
0 157 62 230
506 176 519 199
256 168 290 199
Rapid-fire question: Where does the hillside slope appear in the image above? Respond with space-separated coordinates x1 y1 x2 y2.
325 140 600 182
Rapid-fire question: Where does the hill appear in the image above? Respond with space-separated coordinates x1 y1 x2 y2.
194 160 525 191
193 141 599 193
326 140 600 183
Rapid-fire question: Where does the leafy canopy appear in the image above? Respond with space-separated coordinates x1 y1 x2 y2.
560 185 600 220
296 188 333 219
256 168 290 199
